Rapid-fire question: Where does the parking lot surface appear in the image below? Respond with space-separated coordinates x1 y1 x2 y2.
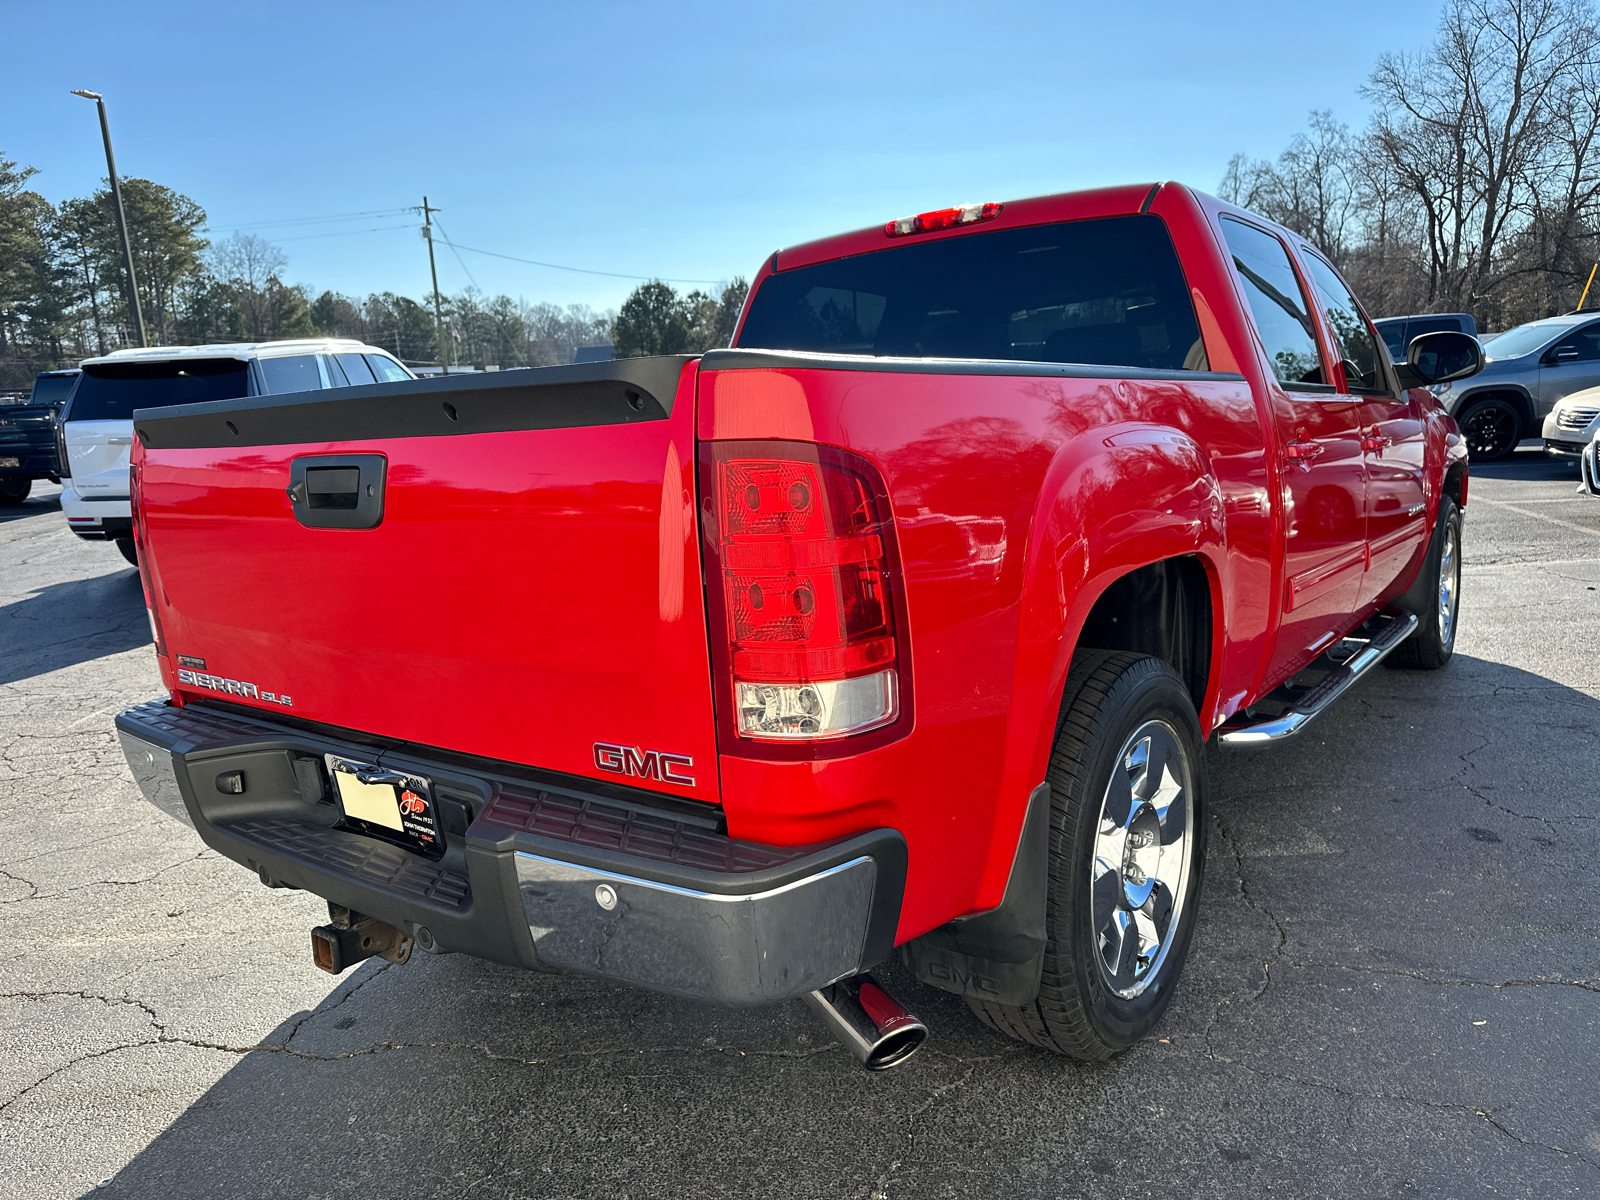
2 454 1597 1200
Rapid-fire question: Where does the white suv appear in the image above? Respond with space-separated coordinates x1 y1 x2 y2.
58 339 413 562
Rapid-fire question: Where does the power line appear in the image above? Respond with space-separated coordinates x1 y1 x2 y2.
272 222 419 243
212 207 414 233
429 218 480 291
431 231 723 285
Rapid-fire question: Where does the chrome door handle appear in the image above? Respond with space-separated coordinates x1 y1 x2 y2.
1360 434 1392 453
1286 439 1325 461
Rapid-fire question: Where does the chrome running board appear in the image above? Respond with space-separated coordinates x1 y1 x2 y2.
1217 610 1419 750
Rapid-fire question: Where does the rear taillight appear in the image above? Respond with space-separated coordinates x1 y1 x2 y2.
55 419 71 479
130 452 168 657
885 201 1002 237
701 441 908 749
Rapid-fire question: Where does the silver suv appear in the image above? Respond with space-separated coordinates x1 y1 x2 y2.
1425 313 1600 460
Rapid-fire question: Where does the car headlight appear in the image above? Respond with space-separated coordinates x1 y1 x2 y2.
1427 381 1452 397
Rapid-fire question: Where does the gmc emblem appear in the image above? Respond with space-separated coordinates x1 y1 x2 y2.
593 742 695 787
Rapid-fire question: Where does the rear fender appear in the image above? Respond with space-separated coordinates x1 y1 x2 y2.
972 423 1226 909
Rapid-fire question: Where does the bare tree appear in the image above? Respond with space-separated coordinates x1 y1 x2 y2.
210 232 291 340
1363 0 1600 314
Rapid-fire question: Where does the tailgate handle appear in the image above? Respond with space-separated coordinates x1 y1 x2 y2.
288 454 387 530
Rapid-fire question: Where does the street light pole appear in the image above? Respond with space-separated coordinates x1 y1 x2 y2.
70 89 147 347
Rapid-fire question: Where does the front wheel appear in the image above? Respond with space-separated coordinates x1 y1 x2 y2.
968 651 1207 1059
1386 497 1461 670
115 537 139 567
0 477 30 506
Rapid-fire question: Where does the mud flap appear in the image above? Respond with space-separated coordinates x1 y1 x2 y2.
902 783 1050 1006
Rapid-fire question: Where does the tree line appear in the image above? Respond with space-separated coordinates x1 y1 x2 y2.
1221 0 1600 329
0 158 748 389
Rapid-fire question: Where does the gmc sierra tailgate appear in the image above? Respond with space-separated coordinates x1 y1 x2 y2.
131 357 720 804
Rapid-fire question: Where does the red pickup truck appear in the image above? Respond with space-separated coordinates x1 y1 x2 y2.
116 182 1482 1070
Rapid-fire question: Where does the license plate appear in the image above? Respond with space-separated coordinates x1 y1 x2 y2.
326 756 443 857
0 457 18 468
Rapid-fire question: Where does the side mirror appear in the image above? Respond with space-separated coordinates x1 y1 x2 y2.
1395 330 1485 390
1548 345 1580 363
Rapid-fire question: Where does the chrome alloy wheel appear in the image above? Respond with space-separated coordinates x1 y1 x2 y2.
1438 518 1460 647
1090 720 1195 1000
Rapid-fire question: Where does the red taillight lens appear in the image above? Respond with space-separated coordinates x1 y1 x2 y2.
884 201 1003 237
702 442 906 745
130 452 168 657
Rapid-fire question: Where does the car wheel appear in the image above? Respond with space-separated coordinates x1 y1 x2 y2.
115 537 139 566
1386 497 1461 671
967 651 1207 1059
1456 398 1521 461
0 477 31 505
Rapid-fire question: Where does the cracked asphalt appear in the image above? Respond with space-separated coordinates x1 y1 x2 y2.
2 451 1597 1200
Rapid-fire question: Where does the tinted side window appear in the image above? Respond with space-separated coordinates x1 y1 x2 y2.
69 360 250 421
1300 253 1390 395
365 355 411 382
737 215 1206 371
259 355 323 394
335 353 376 385
1219 218 1326 389
1551 323 1600 362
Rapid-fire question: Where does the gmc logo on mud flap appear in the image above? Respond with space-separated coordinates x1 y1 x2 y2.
924 960 1004 997
592 742 695 787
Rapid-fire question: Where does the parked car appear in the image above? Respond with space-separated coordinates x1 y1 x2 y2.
58 340 413 563
1373 312 1478 362
0 369 78 504
1541 384 1600 460
1581 428 1600 496
1426 312 1600 461
115 182 1479 1069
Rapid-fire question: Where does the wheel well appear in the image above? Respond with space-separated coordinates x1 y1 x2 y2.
1455 389 1532 437
1443 460 1467 508
1074 557 1212 712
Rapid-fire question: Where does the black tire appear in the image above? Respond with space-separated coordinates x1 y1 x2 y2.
115 537 139 567
1385 497 1461 670
968 651 1207 1059
0 477 30 506
1456 397 1521 461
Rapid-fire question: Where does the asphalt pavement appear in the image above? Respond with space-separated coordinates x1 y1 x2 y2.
2 452 1597 1200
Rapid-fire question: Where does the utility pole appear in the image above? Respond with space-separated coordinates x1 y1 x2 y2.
70 90 147 347
418 197 448 374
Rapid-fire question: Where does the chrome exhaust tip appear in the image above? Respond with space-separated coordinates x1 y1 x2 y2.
804 974 928 1070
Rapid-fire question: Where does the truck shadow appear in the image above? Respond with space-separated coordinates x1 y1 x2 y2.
0 570 149 687
83 653 1600 1199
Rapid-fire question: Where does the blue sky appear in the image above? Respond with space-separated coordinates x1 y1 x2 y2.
3 0 1445 312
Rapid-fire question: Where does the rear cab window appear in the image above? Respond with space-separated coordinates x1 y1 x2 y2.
736 215 1207 371
29 375 78 406
68 359 251 421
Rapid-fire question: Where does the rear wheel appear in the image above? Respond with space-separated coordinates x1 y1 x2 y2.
968 651 1207 1059
0 477 30 505
1456 397 1521 461
1386 497 1461 671
115 537 139 566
